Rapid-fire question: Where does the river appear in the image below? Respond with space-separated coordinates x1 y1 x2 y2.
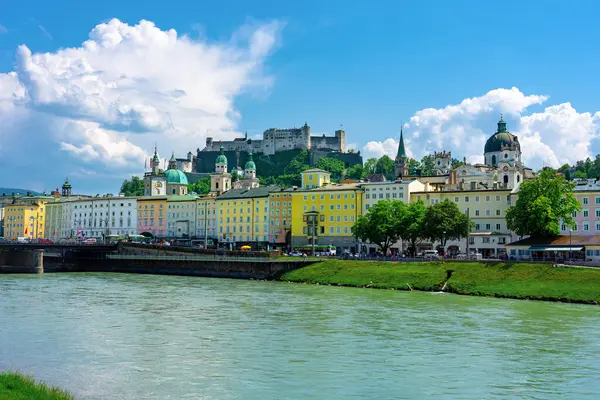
0 273 599 399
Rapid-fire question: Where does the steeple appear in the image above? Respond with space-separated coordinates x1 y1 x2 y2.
396 126 407 161
62 177 72 197
168 151 177 170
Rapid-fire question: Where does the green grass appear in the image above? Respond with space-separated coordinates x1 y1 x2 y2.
0 372 73 400
279 259 600 304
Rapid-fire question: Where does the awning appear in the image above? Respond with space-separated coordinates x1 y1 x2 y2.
529 246 583 252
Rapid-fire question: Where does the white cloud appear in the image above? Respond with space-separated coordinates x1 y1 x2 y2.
0 18 281 192
362 87 600 169
0 24 7 33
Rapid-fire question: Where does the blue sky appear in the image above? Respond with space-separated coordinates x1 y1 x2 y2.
1 0 600 193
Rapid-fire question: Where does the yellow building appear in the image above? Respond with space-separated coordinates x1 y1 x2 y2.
196 195 217 246
291 170 363 253
136 196 168 238
410 188 515 257
4 196 53 240
216 186 276 248
268 189 293 248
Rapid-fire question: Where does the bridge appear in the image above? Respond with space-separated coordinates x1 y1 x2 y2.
0 243 118 251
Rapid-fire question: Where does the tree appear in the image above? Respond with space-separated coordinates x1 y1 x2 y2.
363 158 378 176
188 177 211 195
420 155 435 176
346 163 364 180
506 169 581 237
120 176 144 196
422 200 470 248
397 200 426 256
557 163 571 180
316 157 346 181
375 155 395 180
231 170 240 182
352 200 405 255
284 149 310 175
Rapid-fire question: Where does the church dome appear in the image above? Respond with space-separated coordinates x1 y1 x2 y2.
216 146 228 164
165 169 188 185
484 117 520 153
245 153 256 170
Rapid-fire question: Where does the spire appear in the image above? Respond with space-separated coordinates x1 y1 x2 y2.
170 151 176 162
396 125 406 160
245 130 248 140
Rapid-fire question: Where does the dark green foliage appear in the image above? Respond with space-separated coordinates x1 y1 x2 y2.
346 163 364 180
506 169 581 237
315 157 345 181
422 200 470 247
352 200 405 254
188 177 210 195
397 201 427 255
363 158 378 176
120 176 144 196
375 155 395 180
419 154 435 176
0 372 74 400
231 170 239 182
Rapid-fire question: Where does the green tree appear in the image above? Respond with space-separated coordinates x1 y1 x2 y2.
352 200 405 254
316 157 346 181
557 163 571 180
231 170 239 182
506 169 581 237
363 158 378 176
420 155 435 176
120 176 144 196
422 200 470 247
284 149 310 175
397 200 426 256
346 163 364 180
188 177 211 195
375 155 395 180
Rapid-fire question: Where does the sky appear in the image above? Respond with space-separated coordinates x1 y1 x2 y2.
1 0 600 194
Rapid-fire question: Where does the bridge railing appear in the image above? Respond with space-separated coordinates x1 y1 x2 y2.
105 254 305 263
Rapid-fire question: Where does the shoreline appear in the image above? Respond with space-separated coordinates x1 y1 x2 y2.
277 259 600 305
0 372 73 400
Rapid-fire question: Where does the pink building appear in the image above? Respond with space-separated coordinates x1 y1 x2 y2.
560 179 600 235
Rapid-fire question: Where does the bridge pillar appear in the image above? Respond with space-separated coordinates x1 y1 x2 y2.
33 249 44 274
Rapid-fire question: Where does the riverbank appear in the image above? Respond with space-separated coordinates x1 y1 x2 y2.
279 260 600 304
0 372 73 400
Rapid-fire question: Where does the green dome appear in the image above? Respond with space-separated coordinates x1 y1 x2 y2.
216 145 228 164
165 169 189 185
484 117 520 153
152 152 160 163
245 152 256 170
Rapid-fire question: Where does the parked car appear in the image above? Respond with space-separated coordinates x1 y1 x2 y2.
423 250 441 260
455 253 468 260
289 251 303 257
39 238 54 244
82 238 97 245
468 252 483 260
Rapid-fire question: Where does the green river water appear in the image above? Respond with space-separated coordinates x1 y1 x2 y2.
0 273 599 399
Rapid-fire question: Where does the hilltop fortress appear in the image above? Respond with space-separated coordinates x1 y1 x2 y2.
176 122 361 177
204 122 345 155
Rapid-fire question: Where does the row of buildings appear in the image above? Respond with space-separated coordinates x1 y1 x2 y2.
2 118 598 256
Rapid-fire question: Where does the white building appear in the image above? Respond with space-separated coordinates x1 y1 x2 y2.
62 196 138 238
166 195 198 238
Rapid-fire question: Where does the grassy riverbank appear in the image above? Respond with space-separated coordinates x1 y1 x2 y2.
279 259 600 304
0 372 73 400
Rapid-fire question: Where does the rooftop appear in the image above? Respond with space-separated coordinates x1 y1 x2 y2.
217 186 281 200
167 195 199 202
507 235 600 247
293 183 364 192
302 169 330 174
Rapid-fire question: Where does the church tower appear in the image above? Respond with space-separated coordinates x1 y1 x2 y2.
211 146 232 195
151 146 161 174
394 127 409 180
168 152 177 170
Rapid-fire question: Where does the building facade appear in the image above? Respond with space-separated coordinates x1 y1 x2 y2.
291 170 363 253
3 196 52 240
62 196 138 238
195 196 218 244
560 179 600 235
166 195 198 238
136 196 167 238
144 149 189 196
268 189 293 247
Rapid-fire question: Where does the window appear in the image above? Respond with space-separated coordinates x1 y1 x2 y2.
485 210 491 216
496 195 500 201
573 223 578 231
583 209 589 218
496 224 501 230
596 223 600 232
482 237 490 243
485 224 491 230
573 211 577 218
465 196 469 202
475 196 480 202
475 224 480 230
596 210 600 218
485 196 490 201
454 197 459 203
496 210 501 216
583 197 589 205
475 210 480 216
584 223 590 232
596 197 600 205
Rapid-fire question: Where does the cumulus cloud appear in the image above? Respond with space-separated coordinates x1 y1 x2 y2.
0 18 281 192
362 87 600 169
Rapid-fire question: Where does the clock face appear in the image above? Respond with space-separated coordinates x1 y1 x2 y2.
155 182 163 188
503 166 509 172
146 183 150 188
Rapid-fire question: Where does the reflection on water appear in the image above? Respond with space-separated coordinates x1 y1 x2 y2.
1 273 599 399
